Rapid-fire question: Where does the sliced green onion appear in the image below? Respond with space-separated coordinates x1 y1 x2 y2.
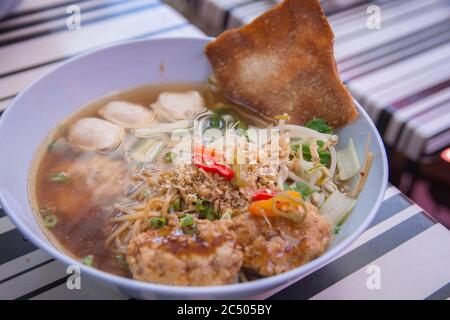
163 151 177 164
133 120 193 138
180 214 194 227
115 255 128 269
170 198 182 212
49 172 69 183
207 116 225 130
149 217 166 229
195 199 209 212
82 255 94 266
195 199 217 221
43 215 57 228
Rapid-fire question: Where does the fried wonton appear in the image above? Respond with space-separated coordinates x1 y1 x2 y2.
205 0 358 128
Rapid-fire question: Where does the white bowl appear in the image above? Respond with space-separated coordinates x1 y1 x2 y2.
0 37 388 299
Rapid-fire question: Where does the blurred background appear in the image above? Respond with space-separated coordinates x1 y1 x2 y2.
1 0 449 227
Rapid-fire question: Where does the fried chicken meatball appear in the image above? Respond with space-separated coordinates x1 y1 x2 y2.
126 219 243 286
231 203 331 276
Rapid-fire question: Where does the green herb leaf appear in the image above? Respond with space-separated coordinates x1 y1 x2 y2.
305 118 333 134
49 172 70 183
291 141 331 167
43 215 57 228
149 217 166 229
180 214 194 227
82 255 94 266
284 182 315 197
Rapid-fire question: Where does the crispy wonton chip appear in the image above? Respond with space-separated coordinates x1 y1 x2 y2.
205 0 358 127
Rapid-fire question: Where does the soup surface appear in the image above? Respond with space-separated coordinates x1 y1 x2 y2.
31 81 365 286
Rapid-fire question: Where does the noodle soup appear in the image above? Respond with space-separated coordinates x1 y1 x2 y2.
30 80 369 286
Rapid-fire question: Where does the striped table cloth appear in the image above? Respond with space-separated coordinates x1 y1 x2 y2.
0 0 449 300
194 0 450 162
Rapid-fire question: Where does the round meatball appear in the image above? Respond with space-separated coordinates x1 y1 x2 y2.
126 219 243 286
230 202 331 276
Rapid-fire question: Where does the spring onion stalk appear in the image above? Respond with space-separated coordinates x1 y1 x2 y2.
285 125 332 142
133 120 193 138
336 138 360 180
49 172 69 183
145 141 165 162
319 190 357 225
329 145 337 178
308 168 323 186
131 139 156 162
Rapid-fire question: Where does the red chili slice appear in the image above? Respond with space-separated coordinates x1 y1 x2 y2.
252 189 275 201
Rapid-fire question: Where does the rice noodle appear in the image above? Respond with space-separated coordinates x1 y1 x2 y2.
277 164 289 190
287 171 308 184
131 220 142 239
106 221 131 246
114 211 147 222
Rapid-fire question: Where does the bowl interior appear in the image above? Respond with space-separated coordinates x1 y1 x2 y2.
0 37 387 299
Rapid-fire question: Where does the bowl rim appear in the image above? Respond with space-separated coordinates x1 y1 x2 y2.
0 36 388 298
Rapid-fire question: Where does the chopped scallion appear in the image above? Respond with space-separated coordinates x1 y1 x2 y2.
82 255 94 266
163 151 177 164
149 217 166 229
195 199 218 221
180 214 194 227
115 255 128 269
43 215 57 228
49 172 69 183
170 198 182 212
